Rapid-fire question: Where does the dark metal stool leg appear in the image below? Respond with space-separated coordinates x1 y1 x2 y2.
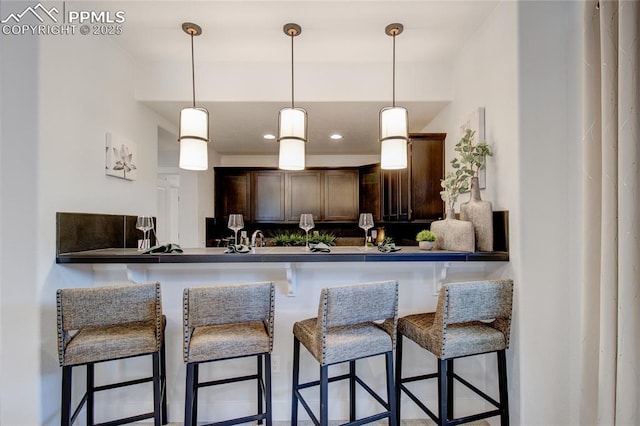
437 359 448 426
386 351 397 426
192 363 199 425
291 337 300 424
86 363 94 425
264 353 273 426
395 334 403 426
61 366 72 426
349 360 356 422
498 350 509 426
320 365 329 426
257 355 264 425
153 352 162 426
446 358 454 420
161 339 168 424
184 363 195 426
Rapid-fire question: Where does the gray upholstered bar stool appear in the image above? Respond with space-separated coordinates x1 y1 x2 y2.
291 280 399 426
395 279 514 426
57 282 167 426
182 282 275 426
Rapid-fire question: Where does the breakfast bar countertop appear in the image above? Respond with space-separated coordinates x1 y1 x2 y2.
56 246 509 264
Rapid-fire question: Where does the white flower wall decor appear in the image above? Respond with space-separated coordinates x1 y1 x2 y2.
105 133 138 181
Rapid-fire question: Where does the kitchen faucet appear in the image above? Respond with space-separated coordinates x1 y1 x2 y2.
251 230 265 248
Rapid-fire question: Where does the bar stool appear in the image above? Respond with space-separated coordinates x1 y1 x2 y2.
395 279 514 426
57 282 167 426
182 282 275 426
291 280 399 426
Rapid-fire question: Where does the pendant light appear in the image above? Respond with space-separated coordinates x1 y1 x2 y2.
278 23 307 171
379 23 408 170
178 22 209 171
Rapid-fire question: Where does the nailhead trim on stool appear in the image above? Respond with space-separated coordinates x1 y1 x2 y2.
395 279 513 426
57 282 167 426
183 282 274 426
291 280 399 426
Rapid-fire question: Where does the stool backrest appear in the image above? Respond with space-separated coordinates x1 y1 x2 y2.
436 279 513 351
319 281 398 329
183 282 274 328
57 282 162 330
56 282 163 365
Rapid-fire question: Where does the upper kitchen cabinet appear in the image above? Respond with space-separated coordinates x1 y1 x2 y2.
215 170 251 222
286 171 323 221
359 164 382 221
216 168 359 223
253 171 286 222
324 170 359 221
409 133 446 220
369 132 446 222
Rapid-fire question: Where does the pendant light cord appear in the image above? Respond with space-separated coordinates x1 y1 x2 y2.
392 32 396 108
290 32 295 109
190 32 196 108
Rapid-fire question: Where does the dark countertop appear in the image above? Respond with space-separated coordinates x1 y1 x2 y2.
56 246 509 264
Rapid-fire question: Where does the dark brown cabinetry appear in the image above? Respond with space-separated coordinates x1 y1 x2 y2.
286 171 323 221
214 171 251 223
359 164 382 221
360 133 445 222
409 134 445 220
253 171 286 222
324 170 359 221
216 168 359 223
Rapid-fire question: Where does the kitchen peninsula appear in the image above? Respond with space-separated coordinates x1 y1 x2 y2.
55 211 509 422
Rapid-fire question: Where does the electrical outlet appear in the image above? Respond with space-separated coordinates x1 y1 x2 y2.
271 355 281 374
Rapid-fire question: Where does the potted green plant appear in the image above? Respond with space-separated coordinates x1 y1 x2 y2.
440 169 469 219
416 230 436 250
451 128 494 252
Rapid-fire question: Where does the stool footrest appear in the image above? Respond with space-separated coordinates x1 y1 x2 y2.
94 412 154 426
296 372 350 390
94 376 153 392
453 373 500 408
198 373 259 389
201 412 267 426
344 411 391 426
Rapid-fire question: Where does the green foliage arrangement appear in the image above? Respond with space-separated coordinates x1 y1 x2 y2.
272 230 336 246
416 230 437 242
451 128 493 179
440 170 469 210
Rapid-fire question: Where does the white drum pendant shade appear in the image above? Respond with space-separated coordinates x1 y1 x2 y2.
380 106 408 169
278 107 307 170
179 107 209 171
278 138 305 170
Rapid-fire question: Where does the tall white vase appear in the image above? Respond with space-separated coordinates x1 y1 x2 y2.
460 177 493 252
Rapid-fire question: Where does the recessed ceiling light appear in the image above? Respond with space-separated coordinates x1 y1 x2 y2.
263 134 276 140
330 134 343 140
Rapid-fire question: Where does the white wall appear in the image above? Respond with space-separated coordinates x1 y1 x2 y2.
0 28 41 426
0 29 173 424
425 2 583 424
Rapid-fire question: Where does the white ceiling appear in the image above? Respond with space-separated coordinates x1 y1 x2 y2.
96 0 500 155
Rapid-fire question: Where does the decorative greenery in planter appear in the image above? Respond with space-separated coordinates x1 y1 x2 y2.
416 230 436 242
451 128 492 180
272 230 336 247
440 170 468 214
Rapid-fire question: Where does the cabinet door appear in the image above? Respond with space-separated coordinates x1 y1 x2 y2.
286 171 322 221
410 134 445 220
253 171 286 222
381 168 409 221
215 170 251 222
359 164 381 221
324 170 359 221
